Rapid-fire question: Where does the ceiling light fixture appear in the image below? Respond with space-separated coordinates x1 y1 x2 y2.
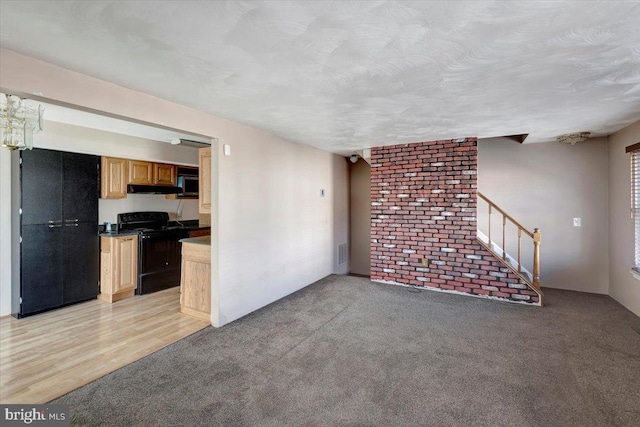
557 132 590 145
349 154 359 163
0 93 44 151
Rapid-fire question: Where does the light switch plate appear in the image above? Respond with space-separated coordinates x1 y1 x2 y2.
223 144 231 156
573 218 581 227
320 189 325 197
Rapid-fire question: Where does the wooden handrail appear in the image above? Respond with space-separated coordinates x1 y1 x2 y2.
533 228 541 290
477 192 534 238
477 192 541 293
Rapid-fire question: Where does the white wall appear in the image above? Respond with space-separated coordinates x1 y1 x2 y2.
333 155 350 276
0 149 12 315
608 120 640 316
349 159 371 276
0 49 349 324
216 139 349 325
478 137 610 294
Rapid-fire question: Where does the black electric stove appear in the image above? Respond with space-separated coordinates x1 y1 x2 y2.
117 211 189 295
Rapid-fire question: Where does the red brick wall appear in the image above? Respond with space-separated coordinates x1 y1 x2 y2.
370 138 539 304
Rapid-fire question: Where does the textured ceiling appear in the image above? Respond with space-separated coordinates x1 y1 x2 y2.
1 1 640 154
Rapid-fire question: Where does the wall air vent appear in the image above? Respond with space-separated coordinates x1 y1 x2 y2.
338 243 348 265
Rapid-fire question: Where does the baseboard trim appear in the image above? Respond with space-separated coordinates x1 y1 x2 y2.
371 278 542 307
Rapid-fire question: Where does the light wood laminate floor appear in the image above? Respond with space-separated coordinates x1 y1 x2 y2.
0 287 209 404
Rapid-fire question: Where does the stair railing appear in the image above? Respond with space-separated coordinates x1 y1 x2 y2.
477 192 541 291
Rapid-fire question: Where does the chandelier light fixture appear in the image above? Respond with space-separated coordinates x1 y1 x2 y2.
0 93 44 151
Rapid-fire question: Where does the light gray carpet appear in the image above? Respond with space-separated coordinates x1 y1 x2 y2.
54 275 640 426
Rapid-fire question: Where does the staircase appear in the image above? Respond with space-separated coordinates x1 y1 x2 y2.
476 192 544 305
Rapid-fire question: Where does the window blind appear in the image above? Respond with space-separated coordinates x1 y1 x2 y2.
633 150 640 269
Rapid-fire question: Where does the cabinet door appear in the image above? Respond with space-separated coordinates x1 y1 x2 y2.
63 152 99 223
154 163 176 185
115 236 138 293
181 244 211 320
21 224 63 314
100 157 127 199
63 222 99 304
199 148 211 213
128 160 153 185
21 149 63 225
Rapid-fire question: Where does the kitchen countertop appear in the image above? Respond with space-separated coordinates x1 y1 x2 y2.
98 220 210 237
168 220 210 231
99 230 139 237
179 236 211 245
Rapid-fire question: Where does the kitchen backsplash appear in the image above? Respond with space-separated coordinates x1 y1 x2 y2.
99 194 199 224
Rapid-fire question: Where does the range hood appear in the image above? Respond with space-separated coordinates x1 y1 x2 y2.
127 184 182 195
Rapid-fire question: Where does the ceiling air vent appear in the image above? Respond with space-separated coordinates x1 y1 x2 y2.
170 138 211 148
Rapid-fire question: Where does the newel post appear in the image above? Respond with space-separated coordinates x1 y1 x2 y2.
533 228 541 290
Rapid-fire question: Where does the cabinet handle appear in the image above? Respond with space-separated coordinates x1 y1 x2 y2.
48 224 63 228
64 218 79 223
65 223 79 227
48 220 62 224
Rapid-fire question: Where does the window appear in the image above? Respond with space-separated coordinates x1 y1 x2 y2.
628 143 640 272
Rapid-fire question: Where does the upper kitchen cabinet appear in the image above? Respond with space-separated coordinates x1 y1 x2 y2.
21 149 63 225
101 156 194 199
128 160 154 185
64 153 100 223
154 163 176 185
100 157 127 199
199 147 211 214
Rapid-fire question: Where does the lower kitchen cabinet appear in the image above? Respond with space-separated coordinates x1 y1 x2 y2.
180 237 211 321
98 235 138 303
20 224 64 314
64 222 101 304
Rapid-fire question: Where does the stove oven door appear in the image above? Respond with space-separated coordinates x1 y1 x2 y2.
138 230 189 294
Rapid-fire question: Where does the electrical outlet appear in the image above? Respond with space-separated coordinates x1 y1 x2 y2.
573 218 581 227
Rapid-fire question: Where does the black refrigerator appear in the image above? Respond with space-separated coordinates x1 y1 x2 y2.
11 148 100 317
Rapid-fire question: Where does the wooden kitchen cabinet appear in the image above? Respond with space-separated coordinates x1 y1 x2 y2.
128 160 154 184
154 163 176 185
180 237 211 321
188 228 211 238
100 157 128 199
98 235 138 303
199 147 211 214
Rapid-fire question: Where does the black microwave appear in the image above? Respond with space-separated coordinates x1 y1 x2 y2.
177 167 199 197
